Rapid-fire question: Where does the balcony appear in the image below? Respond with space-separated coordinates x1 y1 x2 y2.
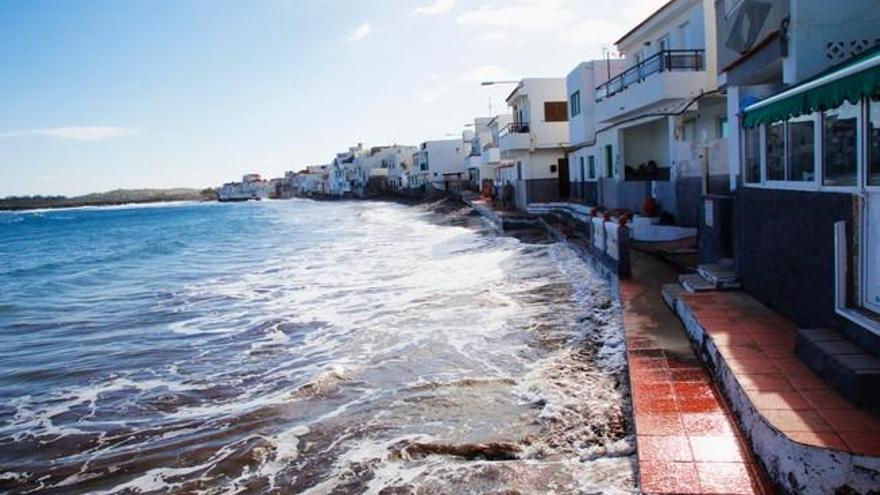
481 146 502 166
498 122 531 153
595 50 707 123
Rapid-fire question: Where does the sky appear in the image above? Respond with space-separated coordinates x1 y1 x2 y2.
0 0 668 197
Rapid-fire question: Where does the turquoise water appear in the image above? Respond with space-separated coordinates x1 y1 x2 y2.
0 200 633 494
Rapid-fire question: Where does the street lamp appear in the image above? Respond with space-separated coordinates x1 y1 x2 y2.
480 80 520 86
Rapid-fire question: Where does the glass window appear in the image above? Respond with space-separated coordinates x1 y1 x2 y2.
579 156 585 180
744 126 760 183
718 118 730 139
870 96 880 186
787 115 815 182
588 155 596 179
570 91 581 117
766 122 785 180
823 101 859 187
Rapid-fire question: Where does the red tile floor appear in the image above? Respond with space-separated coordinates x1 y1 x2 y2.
620 253 775 495
680 291 880 457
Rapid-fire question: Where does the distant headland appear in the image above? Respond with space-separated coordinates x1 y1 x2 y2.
0 188 218 211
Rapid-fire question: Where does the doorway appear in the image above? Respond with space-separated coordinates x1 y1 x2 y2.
558 158 570 200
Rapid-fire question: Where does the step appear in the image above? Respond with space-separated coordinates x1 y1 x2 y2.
697 263 741 290
678 273 716 293
661 283 685 310
795 328 880 408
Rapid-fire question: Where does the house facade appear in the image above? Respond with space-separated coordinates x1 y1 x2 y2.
714 0 880 358
594 0 727 226
500 78 570 209
414 139 468 191
566 59 626 206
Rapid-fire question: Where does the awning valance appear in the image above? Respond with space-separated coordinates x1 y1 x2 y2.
743 47 880 128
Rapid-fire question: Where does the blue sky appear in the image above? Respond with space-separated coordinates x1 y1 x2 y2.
0 0 666 196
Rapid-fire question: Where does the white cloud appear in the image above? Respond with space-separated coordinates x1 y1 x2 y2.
456 65 517 84
475 30 514 43
414 0 456 16
455 0 573 34
346 22 372 42
0 126 136 141
416 85 448 103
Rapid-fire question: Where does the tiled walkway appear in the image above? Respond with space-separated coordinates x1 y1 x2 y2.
620 252 774 495
680 291 880 456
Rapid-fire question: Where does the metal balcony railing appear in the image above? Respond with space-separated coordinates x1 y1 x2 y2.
499 122 530 136
595 49 705 102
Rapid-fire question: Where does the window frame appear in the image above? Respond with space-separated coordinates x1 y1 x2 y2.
570 91 581 118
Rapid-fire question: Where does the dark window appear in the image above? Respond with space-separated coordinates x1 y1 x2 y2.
870 96 880 186
588 155 596 179
718 118 729 138
569 91 581 117
544 101 568 122
516 161 522 180
787 115 814 182
743 126 760 183
550 164 558 173
823 102 858 186
766 122 785 180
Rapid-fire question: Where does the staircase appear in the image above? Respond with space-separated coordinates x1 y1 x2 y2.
795 327 880 408
661 259 740 310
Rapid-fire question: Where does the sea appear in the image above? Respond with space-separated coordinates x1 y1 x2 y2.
0 199 635 494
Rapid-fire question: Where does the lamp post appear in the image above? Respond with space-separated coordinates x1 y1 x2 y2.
480 80 520 86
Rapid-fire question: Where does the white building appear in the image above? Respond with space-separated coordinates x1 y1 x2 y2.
414 139 468 191
593 0 726 226
566 59 626 206
484 115 515 189
218 173 271 201
499 78 570 209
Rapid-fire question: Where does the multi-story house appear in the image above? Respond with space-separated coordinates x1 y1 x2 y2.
414 139 468 191
499 78 570 209
566 59 626 205
712 0 880 389
593 0 727 227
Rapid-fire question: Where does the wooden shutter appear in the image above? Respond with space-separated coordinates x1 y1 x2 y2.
544 101 568 122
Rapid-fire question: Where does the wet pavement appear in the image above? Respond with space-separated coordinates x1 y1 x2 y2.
619 251 774 495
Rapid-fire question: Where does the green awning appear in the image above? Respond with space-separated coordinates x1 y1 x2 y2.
743 47 880 128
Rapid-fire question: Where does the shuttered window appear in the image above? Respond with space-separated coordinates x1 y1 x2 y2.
544 101 568 122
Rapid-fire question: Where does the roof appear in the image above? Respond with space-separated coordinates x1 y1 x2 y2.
615 0 677 46
743 45 880 127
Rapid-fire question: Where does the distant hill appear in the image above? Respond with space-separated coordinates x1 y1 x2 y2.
0 188 218 211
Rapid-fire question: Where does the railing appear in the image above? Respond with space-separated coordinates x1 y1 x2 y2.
595 49 705 102
499 122 530 136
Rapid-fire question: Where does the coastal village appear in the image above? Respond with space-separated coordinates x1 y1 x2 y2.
213 1 880 494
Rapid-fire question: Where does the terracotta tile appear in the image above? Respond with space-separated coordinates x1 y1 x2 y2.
746 390 812 411
630 356 669 371
799 389 855 411
761 409 834 432
634 382 675 397
666 356 702 369
673 382 716 400
762 343 795 358
786 430 848 450
786 372 828 392
736 373 793 392
710 333 759 348
678 395 723 413
681 412 735 436
637 435 694 462
817 409 880 432
839 431 880 456
639 461 702 494
689 435 746 462
719 345 767 362
772 358 813 374
637 412 686 436
628 337 657 350
696 462 757 495
636 396 680 414
671 368 711 383
724 357 778 374
631 367 673 384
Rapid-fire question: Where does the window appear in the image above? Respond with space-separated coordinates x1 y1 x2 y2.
870 97 880 186
681 119 696 141
718 118 730 139
516 161 522 180
658 34 670 53
570 91 581 117
787 115 815 182
823 101 859 186
743 126 760 183
588 155 596 179
766 121 785 180
605 145 614 177
579 156 585 181
544 101 568 122
550 164 558 173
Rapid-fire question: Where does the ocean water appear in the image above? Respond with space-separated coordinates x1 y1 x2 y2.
0 199 635 494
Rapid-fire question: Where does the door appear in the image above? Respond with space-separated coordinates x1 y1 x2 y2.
558 158 570 200
866 192 880 313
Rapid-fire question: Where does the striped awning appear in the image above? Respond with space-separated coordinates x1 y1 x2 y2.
743 46 880 128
